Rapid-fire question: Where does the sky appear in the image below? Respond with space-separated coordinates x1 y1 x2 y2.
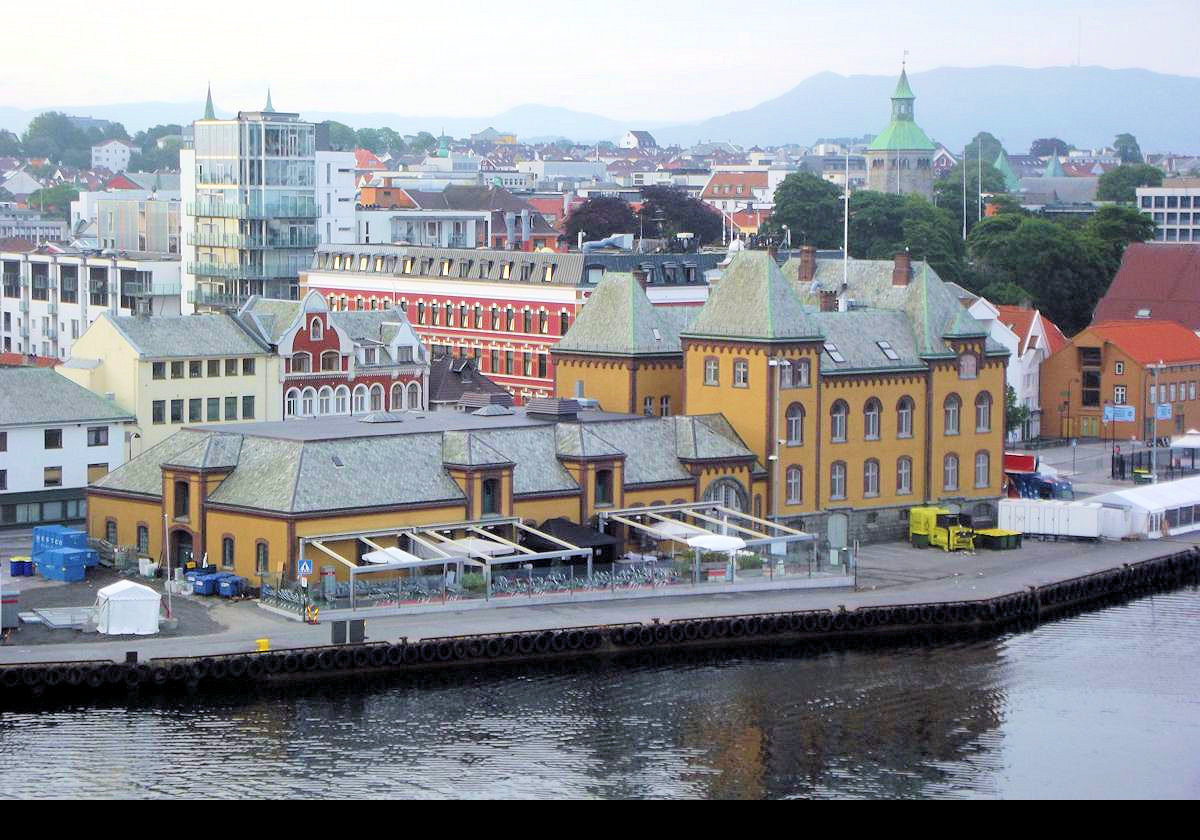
3 0 1198 122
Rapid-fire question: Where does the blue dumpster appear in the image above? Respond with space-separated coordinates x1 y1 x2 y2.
193 572 222 596
218 576 245 598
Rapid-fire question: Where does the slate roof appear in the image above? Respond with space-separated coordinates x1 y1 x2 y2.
1093 243 1200 330
428 356 508 405
105 312 269 359
162 433 243 470
683 250 822 342
0 367 134 428
555 273 683 356
812 310 925 373
1018 176 1098 203
93 430 212 495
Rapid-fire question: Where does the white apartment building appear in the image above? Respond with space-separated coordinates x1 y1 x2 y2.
91 139 133 172
0 248 181 358
0 366 134 529
1137 179 1200 242
0 205 68 243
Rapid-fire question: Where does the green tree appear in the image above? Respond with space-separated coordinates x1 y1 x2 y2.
1030 138 1071 157
1005 385 1031 439
411 131 438 154
1113 133 1143 164
932 160 1007 232
847 191 966 285
25 183 78 219
1096 164 1163 202
22 112 88 165
964 131 1005 163
132 124 183 151
562 196 638 244
767 171 843 248
1083 205 1156 264
321 121 357 151
355 127 382 152
0 129 21 157
980 280 1030 306
376 128 405 154
638 185 723 246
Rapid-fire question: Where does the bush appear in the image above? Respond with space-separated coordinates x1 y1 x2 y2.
736 553 763 571
461 572 486 593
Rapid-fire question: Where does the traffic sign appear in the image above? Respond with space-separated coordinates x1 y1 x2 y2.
298 557 313 576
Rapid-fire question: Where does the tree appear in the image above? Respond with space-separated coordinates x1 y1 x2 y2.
411 131 438 154
355 128 382 153
638 185 723 246
1096 164 1163 202
963 131 1005 164
132 123 183 151
1113 133 1143 164
932 160 1007 232
562 196 638 244
0 129 21 157
766 171 843 248
847 191 967 285
24 184 78 219
1005 385 1031 439
1030 138 1071 158
321 121 357 151
1083 205 1156 264
21 112 87 165
376 128 405 155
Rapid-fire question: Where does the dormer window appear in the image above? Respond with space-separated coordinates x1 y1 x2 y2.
364 348 377 365
958 353 978 380
310 318 322 341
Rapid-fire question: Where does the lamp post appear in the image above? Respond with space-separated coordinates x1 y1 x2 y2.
781 224 791 250
1150 360 1164 479
767 357 792 519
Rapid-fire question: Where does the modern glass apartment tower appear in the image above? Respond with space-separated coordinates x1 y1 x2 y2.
182 92 319 310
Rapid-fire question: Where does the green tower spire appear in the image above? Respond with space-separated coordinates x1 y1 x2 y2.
203 83 215 120
264 88 275 112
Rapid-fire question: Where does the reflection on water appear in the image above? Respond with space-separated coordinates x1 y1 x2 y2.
1 588 1198 799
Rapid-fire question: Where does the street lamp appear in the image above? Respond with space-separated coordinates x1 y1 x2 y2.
767 357 792 519
781 224 791 250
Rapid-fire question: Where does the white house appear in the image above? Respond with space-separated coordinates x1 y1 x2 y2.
91 139 133 173
619 131 657 150
0 365 135 528
965 299 1068 442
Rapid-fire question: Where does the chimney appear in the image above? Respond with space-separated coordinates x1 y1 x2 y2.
892 251 912 287
819 290 838 312
797 245 817 284
632 268 650 289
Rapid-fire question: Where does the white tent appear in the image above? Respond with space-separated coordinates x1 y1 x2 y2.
1088 474 1200 539
94 580 161 635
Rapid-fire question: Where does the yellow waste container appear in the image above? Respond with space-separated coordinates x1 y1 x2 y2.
255 638 270 652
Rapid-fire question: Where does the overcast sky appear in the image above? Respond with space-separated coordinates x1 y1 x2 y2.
4 0 1198 121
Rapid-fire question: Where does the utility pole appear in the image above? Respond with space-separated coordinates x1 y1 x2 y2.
962 146 967 239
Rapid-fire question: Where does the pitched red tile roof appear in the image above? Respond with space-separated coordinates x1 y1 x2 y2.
701 171 768 199
1042 315 1069 354
994 304 1037 351
1087 320 1200 366
103 173 140 190
353 148 386 170
0 352 59 368
1093 243 1200 330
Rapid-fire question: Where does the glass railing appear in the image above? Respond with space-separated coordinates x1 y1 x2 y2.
188 197 319 219
189 231 319 249
123 280 183 296
188 288 250 309
189 262 304 280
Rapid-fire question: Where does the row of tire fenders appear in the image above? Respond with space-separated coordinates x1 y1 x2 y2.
2 550 1198 696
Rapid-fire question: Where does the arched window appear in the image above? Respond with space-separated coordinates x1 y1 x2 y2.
864 459 880 497
174 480 189 518
944 454 959 491
863 398 882 440
703 477 748 512
975 392 992 432
830 400 848 442
406 381 421 410
369 384 384 411
786 466 802 504
897 396 914 438
352 384 368 413
301 387 316 416
334 385 349 414
310 318 322 341
390 383 403 411
975 451 990 488
830 461 847 500
320 351 340 372
944 394 961 435
291 352 311 373
897 456 913 495
221 536 235 569
285 388 300 417
317 386 332 415
786 403 805 445
255 541 269 575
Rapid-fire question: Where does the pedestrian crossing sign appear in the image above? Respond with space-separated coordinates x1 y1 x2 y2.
298 557 313 576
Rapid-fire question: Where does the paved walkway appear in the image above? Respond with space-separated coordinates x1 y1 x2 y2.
2 535 1192 666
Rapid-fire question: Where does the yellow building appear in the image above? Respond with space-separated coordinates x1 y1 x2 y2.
57 312 283 452
86 401 762 580
557 248 1007 543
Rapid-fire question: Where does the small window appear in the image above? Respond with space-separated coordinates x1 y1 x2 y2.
44 466 62 487
944 454 959 491
222 537 235 569
594 469 613 506
660 395 670 417
643 396 654 417
786 466 802 504
823 342 845 363
310 318 323 341
87 426 108 447
830 461 847 500
830 401 848 442
137 526 149 554
944 394 961 435
225 396 238 420
44 429 63 449
225 358 238 376
171 361 184 379
152 400 165 424
1114 361 1124 376
733 359 749 388
897 456 913 495
152 362 165 380
255 542 269 575
207 359 220 377
189 360 202 378
242 358 255 376
704 357 719 386
958 353 977 380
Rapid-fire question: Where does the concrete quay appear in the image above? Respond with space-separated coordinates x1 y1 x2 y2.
1 534 1195 668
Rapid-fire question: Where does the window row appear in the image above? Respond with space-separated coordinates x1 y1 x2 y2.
320 252 559 285
641 395 671 417
817 451 991 500
151 357 257 380
285 382 422 417
153 396 256 424
1149 381 1200 404
220 536 270 574
325 293 574 337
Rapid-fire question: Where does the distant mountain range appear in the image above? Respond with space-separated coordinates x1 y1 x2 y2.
2 66 1197 153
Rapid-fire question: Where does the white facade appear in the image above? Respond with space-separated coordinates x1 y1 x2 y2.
967 298 1058 441
356 209 488 248
316 150 356 245
0 251 182 358
0 422 127 497
91 140 132 172
1137 181 1200 242
0 205 68 243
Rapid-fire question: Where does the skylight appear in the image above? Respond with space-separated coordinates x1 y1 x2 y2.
877 340 900 361
824 341 845 363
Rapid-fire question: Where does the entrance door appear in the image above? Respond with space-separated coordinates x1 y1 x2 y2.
171 530 194 567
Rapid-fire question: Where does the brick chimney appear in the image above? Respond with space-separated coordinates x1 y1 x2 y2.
892 251 912 287
797 245 817 284
819 290 838 312
631 268 650 289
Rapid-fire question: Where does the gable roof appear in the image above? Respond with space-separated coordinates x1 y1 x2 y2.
427 356 509 404
0 367 133 428
1086 320 1200 366
684 251 821 342
555 273 682 356
104 312 270 358
701 171 768 199
1093 243 1200 330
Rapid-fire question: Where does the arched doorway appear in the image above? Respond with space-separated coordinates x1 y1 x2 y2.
703 477 747 512
170 529 194 568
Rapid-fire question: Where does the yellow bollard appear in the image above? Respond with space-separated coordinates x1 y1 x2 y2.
255 638 270 652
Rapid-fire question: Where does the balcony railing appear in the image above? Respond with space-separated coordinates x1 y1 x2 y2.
47 301 57 315
188 288 250 310
123 280 183 296
18 299 28 312
187 197 319 219
188 231 319 249
188 262 303 281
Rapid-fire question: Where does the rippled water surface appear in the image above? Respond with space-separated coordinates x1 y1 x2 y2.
2 589 1199 799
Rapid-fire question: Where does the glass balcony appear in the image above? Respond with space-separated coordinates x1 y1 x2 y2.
188 231 319 249
188 288 249 310
187 196 319 219
189 262 304 281
122 279 184 296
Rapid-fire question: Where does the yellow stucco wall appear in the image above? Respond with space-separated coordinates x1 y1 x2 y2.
554 355 633 413
928 349 1006 504
87 492 161 556
633 360 685 418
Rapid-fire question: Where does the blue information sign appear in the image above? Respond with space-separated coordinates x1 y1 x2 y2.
1157 403 1173 421
1103 405 1136 423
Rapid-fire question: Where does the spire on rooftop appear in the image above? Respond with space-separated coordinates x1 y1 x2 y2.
203 83 215 120
264 88 275 112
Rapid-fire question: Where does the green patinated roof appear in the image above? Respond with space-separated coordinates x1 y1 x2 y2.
1043 155 1065 177
554 273 681 356
163 433 243 470
683 250 822 342
994 150 1020 192
203 84 215 120
867 120 936 152
893 67 915 99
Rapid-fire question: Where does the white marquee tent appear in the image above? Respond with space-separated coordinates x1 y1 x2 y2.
1088 474 1200 539
94 580 161 635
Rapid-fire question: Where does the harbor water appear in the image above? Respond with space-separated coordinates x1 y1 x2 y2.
1 587 1197 799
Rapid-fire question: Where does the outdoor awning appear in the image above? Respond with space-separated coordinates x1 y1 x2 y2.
361 547 425 566
686 534 746 552
435 537 518 558
535 518 619 549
